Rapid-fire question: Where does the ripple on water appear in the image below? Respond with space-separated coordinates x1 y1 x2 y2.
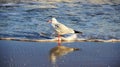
0 2 120 40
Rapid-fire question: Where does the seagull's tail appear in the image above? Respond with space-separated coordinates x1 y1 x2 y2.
74 30 82 34
73 48 80 51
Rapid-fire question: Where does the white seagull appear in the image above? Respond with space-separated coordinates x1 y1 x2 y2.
48 17 82 42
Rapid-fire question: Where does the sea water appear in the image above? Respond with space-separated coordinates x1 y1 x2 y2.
0 2 120 40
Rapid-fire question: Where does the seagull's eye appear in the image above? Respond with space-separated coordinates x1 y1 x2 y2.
48 20 52 23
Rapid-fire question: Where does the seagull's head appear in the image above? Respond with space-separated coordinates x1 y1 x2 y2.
48 17 58 23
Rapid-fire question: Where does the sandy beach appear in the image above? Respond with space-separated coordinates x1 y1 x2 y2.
0 40 120 67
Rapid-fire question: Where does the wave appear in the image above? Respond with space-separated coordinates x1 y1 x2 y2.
0 32 120 42
0 37 120 42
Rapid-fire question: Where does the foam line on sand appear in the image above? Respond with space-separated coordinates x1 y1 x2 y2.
0 37 120 42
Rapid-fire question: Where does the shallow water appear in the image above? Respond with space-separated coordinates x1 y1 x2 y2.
0 2 120 40
0 40 120 67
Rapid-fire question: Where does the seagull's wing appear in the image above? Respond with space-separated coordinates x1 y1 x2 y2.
52 23 74 35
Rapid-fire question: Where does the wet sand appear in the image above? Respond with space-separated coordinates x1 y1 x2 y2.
0 40 120 67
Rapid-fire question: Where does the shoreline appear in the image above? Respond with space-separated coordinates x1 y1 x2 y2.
0 37 120 42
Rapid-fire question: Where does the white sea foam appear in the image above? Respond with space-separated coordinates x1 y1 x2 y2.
0 37 120 42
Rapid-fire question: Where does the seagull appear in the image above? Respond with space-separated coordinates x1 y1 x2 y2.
48 17 82 43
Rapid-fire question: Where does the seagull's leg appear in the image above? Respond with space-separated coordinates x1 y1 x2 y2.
58 34 61 46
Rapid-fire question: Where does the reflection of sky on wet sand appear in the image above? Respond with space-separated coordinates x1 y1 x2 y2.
0 40 120 67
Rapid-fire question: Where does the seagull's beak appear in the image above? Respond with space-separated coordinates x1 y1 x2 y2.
47 20 52 23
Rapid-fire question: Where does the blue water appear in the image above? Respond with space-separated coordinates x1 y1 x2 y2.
0 2 120 40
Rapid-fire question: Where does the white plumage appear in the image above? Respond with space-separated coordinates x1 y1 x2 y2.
49 17 82 35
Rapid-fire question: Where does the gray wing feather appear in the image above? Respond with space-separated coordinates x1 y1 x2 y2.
53 23 74 35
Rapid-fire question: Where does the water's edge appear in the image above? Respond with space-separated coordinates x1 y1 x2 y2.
0 37 120 42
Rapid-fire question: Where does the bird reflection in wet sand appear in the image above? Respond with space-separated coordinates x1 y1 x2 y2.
49 45 80 65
